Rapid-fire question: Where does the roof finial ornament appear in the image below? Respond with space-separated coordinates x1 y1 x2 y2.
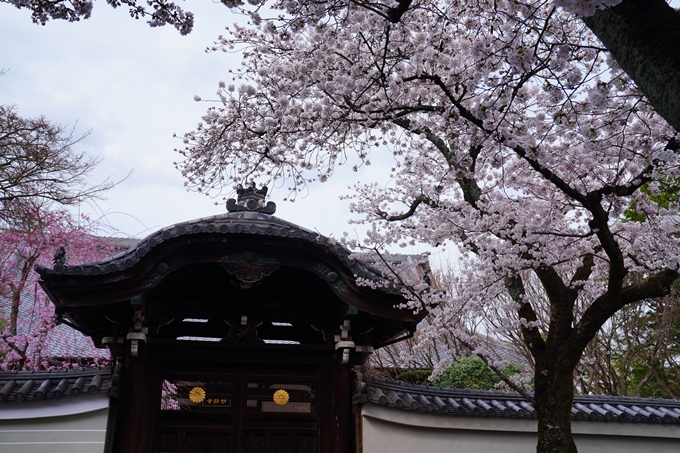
226 182 276 214
53 246 67 266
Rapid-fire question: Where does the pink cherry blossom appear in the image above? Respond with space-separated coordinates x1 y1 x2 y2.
0 200 116 370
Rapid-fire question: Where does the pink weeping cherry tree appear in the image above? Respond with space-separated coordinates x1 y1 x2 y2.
0 200 116 370
176 1 680 451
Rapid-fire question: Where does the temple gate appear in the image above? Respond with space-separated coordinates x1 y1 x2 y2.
36 186 426 453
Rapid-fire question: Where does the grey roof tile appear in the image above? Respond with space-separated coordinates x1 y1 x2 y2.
366 378 680 424
0 367 111 403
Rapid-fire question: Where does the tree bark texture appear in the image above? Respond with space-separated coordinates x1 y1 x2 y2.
583 0 680 131
9 287 21 337
535 357 578 453
8 258 34 336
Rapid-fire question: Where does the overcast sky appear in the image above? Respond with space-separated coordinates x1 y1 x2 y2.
0 2 429 253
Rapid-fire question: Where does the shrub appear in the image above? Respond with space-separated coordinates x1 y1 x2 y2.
432 357 524 390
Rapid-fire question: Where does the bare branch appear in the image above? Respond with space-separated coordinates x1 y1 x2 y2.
0 105 121 209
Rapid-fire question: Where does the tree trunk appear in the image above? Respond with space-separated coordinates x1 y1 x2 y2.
9 286 21 336
534 358 578 453
8 257 35 336
583 0 680 131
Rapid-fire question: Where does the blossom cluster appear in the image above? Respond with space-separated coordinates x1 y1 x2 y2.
5 0 194 35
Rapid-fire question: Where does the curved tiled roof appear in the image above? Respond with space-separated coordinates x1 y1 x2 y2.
364 378 680 424
0 367 111 404
35 211 390 286
34 202 429 346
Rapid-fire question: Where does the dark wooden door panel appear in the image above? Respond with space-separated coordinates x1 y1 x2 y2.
208 433 232 453
154 431 233 453
154 432 177 453
242 432 316 453
182 432 205 452
243 433 265 453
154 364 320 453
295 435 316 453
268 434 290 452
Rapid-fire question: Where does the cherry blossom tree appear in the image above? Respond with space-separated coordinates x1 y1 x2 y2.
2 0 194 35
177 1 680 451
0 199 116 370
479 266 680 398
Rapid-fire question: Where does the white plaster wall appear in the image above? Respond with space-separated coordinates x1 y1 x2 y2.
0 395 108 453
362 404 680 453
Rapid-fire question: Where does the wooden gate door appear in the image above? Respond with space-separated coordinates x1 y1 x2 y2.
153 365 321 453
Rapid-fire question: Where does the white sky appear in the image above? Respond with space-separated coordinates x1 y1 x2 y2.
0 2 401 247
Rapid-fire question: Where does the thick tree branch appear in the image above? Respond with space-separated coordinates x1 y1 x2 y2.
534 266 573 347
504 275 546 361
568 253 595 300
386 0 412 23
376 194 438 221
391 117 482 207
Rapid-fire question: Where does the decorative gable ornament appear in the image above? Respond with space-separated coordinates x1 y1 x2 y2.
226 182 277 214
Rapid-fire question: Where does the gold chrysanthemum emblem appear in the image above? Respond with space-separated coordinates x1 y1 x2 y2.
189 387 206 404
273 389 290 406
